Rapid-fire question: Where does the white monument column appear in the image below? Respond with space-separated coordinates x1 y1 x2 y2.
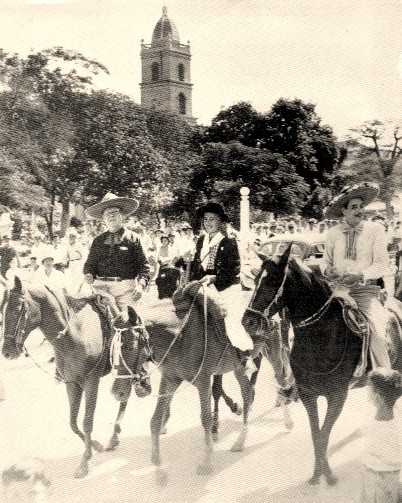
239 186 251 258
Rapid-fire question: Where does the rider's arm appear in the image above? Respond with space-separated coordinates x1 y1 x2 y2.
361 224 390 282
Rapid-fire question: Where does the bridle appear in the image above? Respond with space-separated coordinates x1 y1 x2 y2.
245 260 335 331
245 262 288 331
2 290 29 354
110 323 151 383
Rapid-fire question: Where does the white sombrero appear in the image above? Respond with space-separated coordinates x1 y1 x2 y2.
323 182 380 220
85 193 139 220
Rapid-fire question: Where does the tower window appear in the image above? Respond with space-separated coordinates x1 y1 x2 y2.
178 93 186 114
151 62 160 81
178 63 185 81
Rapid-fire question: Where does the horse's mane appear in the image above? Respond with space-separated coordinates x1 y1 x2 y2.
172 282 227 329
288 257 332 296
26 284 104 355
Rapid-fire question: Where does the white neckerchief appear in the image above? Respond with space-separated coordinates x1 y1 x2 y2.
200 232 224 270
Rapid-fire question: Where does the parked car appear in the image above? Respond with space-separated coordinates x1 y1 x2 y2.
258 233 325 266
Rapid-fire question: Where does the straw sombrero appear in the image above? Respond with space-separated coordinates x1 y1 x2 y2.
323 182 380 220
85 193 139 220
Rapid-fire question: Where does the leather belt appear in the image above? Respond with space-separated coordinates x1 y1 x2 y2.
365 279 379 286
96 277 123 282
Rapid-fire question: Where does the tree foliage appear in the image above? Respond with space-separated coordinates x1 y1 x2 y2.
335 120 402 214
189 142 309 224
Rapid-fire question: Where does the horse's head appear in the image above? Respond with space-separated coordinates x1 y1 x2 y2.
242 244 292 336
2 277 41 360
110 321 151 402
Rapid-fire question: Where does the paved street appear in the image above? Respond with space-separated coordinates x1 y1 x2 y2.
1 291 401 502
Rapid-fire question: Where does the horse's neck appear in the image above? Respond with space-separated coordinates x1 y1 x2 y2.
28 286 67 338
285 267 331 324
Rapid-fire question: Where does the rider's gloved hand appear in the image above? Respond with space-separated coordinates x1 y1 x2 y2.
132 280 146 302
84 273 94 284
342 273 364 286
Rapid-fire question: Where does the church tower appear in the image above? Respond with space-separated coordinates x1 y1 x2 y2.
140 7 194 121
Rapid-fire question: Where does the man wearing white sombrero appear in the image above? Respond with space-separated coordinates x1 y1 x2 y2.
84 193 151 396
321 182 391 373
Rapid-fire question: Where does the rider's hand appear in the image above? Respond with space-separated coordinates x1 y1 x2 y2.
132 281 146 302
84 273 94 284
324 266 339 279
199 275 216 286
342 273 363 286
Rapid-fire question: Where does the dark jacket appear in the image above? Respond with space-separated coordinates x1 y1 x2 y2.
190 235 240 292
83 227 150 285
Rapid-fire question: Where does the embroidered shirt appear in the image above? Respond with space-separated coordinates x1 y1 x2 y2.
320 221 389 281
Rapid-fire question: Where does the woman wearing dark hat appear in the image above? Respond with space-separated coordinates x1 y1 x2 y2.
188 202 255 375
320 181 391 374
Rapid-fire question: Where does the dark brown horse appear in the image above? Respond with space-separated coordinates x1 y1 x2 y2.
1 277 139 478
242 245 402 485
110 282 292 475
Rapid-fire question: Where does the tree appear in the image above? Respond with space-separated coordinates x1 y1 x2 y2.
198 102 263 147
189 142 309 225
0 47 109 235
69 91 172 224
197 99 340 218
341 120 402 214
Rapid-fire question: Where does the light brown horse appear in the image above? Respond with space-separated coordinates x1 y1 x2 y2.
111 282 293 476
1 277 139 478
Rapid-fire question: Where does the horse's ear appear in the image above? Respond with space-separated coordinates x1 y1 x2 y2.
257 252 268 263
13 276 23 293
273 243 292 267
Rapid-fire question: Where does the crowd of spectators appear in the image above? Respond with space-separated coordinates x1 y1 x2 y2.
1 211 402 297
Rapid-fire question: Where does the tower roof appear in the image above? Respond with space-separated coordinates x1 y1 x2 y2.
152 7 180 45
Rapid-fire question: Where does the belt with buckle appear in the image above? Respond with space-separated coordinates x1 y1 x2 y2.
96 277 123 282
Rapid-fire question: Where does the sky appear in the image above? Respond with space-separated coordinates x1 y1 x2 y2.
0 0 400 140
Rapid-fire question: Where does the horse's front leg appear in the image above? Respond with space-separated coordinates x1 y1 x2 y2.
196 376 214 475
319 389 348 485
150 376 181 467
75 377 102 479
300 393 323 485
231 367 254 452
106 400 128 451
211 374 222 441
66 381 85 443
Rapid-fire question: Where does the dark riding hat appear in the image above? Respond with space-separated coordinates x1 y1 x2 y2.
324 181 380 220
85 192 139 220
196 202 229 222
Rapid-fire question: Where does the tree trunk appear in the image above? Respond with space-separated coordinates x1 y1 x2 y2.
59 200 70 237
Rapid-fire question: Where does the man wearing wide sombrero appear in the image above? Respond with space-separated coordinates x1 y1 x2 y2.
84 193 151 396
320 181 391 373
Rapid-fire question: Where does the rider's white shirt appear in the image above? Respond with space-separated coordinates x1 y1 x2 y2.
32 267 67 290
320 221 389 281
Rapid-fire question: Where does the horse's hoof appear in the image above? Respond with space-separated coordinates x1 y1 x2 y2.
161 426 168 435
74 465 89 479
105 437 119 451
308 475 320 485
212 431 219 442
230 441 245 452
92 440 104 453
235 407 243 416
155 468 168 487
325 473 338 486
196 463 213 475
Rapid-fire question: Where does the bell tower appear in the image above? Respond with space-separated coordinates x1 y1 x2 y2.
140 7 195 121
